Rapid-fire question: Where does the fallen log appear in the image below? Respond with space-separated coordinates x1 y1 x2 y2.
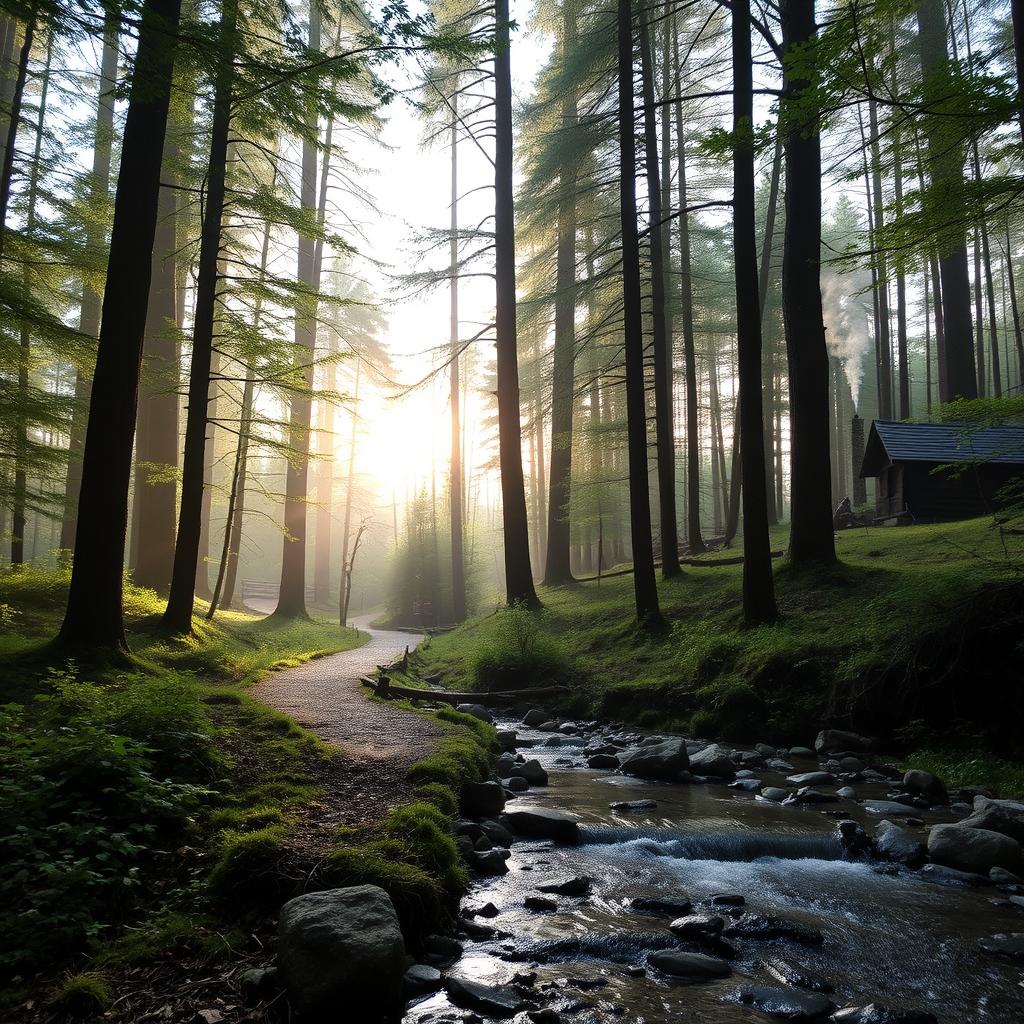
575 550 784 582
362 678 569 706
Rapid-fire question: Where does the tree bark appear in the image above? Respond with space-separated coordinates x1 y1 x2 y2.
733 0 778 622
867 97 893 419
0 13 34 260
59 0 183 650
892 117 910 418
494 0 539 608
1006 221 1024 384
617 0 662 625
449 104 467 618
338 357 360 627
163 0 236 632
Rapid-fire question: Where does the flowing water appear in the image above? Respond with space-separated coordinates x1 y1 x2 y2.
404 721 1024 1023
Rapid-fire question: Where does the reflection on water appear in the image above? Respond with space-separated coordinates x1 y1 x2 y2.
405 724 1024 1023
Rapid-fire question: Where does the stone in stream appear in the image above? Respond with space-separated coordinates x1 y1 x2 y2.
537 874 591 896
758 787 788 803
469 848 510 875
978 932 1024 959
421 933 464 966
525 894 558 912
764 957 833 993
918 863 990 887
481 819 516 847
735 769 759 779
502 807 581 844
784 787 837 805
861 800 920 817
710 893 745 907
444 975 525 1017
510 759 549 786
786 771 836 786
991 865 1024 884
731 983 835 1019
837 820 871 859
631 895 693 916
522 709 548 727
668 914 725 938
276 886 405 1017
496 729 517 752
457 702 494 723
587 753 620 769
723 913 823 945
960 799 1024 843
460 780 506 818
647 949 732 981
756 743 777 757
503 776 530 793
927 823 1022 874
902 769 947 802
789 747 816 758
874 820 926 865
831 1005 938 1024
815 729 872 754
840 756 866 772
402 964 442 994
689 743 736 778
730 779 762 792
618 737 690 780
610 799 658 811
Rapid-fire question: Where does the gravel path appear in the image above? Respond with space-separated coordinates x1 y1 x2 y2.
250 612 444 768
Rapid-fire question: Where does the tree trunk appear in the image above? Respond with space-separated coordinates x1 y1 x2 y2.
733 0 778 622
1013 0 1024 145
338 358 360 627
639 10 679 576
162 0 236 632
617 0 662 625
449 106 467 618
0 14 34 259
672 27 705 555
917 0 976 401
494 0 539 608
61 13 118 550
1006 221 1024 384
867 97 893 419
892 116 910 418
59 0 183 650
543 4 578 586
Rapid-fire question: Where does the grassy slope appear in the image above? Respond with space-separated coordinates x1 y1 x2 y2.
416 517 1023 761
0 568 494 1014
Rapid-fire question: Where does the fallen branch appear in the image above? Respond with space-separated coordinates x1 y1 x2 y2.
360 677 569 705
576 550 784 582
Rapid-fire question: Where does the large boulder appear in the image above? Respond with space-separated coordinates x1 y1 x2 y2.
815 729 871 754
509 758 549 786
874 820 926 865
960 799 1024 844
927 823 1022 874
902 769 946 803
689 743 736 778
501 806 581 843
460 780 506 818
522 708 548 727
444 976 524 1017
647 950 731 980
618 737 689 780
456 702 494 723
732 984 835 1019
277 886 405 1017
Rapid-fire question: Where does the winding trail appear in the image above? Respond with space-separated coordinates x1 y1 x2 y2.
250 613 443 768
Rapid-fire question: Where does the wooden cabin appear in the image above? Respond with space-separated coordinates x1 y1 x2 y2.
859 420 1024 522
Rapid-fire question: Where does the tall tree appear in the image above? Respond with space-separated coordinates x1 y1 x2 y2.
59 0 184 650
733 0 777 623
617 0 661 625
494 0 539 608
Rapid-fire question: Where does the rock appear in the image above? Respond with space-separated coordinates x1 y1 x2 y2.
537 874 591 896
195 1011 223 1024
837 820 871 858
587 753 620 769
631 895 692 916
669 914 725 938
785 787 837 805
689 743 736 778
459 916 496 939
815 730 871 754
978 932 1024 959
539 720 560 731
618 737 690 780
528 1010 562 1024
764 958 833 993
836 787 857 799
422 934 463 963
767 758 797 772
610 799 658 811
789 747 816 758
756 743 777 757
445 976 525 1017
927 823 1022 874
277 886 405 1016
469 901 499 918
874 820 926 865
497 729 517 752
461 781 506 818
730 779 762 792
238 967 278 1002
902 769 946 802
919 863 989 887
522 709 548 727
525 895 558 911
509 758 549 786
960 801 1024 844
735 769 759 779
723 914 823 945
787 771 835 786
647 950 732 980
503 776 529 793
759 787 788 803
991 865 1024 884
502 807 580 843
831 1005 937 1024
732 984 835 1019
481 819 515 847
403 964 442 994
840 757 865 772
711 894 745 907
861 800 919 817
457 702 494 723
469 848 510 875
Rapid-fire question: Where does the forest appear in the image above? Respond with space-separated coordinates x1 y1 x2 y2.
1 0 1023 1021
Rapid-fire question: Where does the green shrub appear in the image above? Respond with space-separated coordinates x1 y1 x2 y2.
470 605 568 689
51 973 111 1017
413 782 458 816
692 677 768 742
407 734 490 789
207 826 290 904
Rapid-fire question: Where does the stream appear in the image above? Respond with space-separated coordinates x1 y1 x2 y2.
403 718 1024 1023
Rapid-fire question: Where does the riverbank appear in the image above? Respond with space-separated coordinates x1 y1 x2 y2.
0 567 494 1021
412 517 1024 771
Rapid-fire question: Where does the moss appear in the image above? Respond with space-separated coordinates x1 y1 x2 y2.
207 826 291 904
903 750 1024 799
414 782 458 815
94 913 245 970
51 973 111 1017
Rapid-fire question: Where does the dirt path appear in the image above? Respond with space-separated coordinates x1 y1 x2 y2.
251 613 444 769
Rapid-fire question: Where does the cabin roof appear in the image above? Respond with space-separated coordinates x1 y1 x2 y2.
860 420 1024 478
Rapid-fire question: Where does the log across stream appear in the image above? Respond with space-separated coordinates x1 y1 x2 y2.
402 718 1024 1023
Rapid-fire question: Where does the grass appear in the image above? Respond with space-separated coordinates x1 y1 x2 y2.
415 517 1024 760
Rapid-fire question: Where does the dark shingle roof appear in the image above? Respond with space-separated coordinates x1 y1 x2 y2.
860 420 1024 477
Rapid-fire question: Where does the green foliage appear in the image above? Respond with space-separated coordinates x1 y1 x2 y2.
468 605 569 689
904 750 1024 800
407 733 491 789
51 973 111 1017
207 825 290 904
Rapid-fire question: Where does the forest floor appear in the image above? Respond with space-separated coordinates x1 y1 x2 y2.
413 516 1024 793
0 570 494 1021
